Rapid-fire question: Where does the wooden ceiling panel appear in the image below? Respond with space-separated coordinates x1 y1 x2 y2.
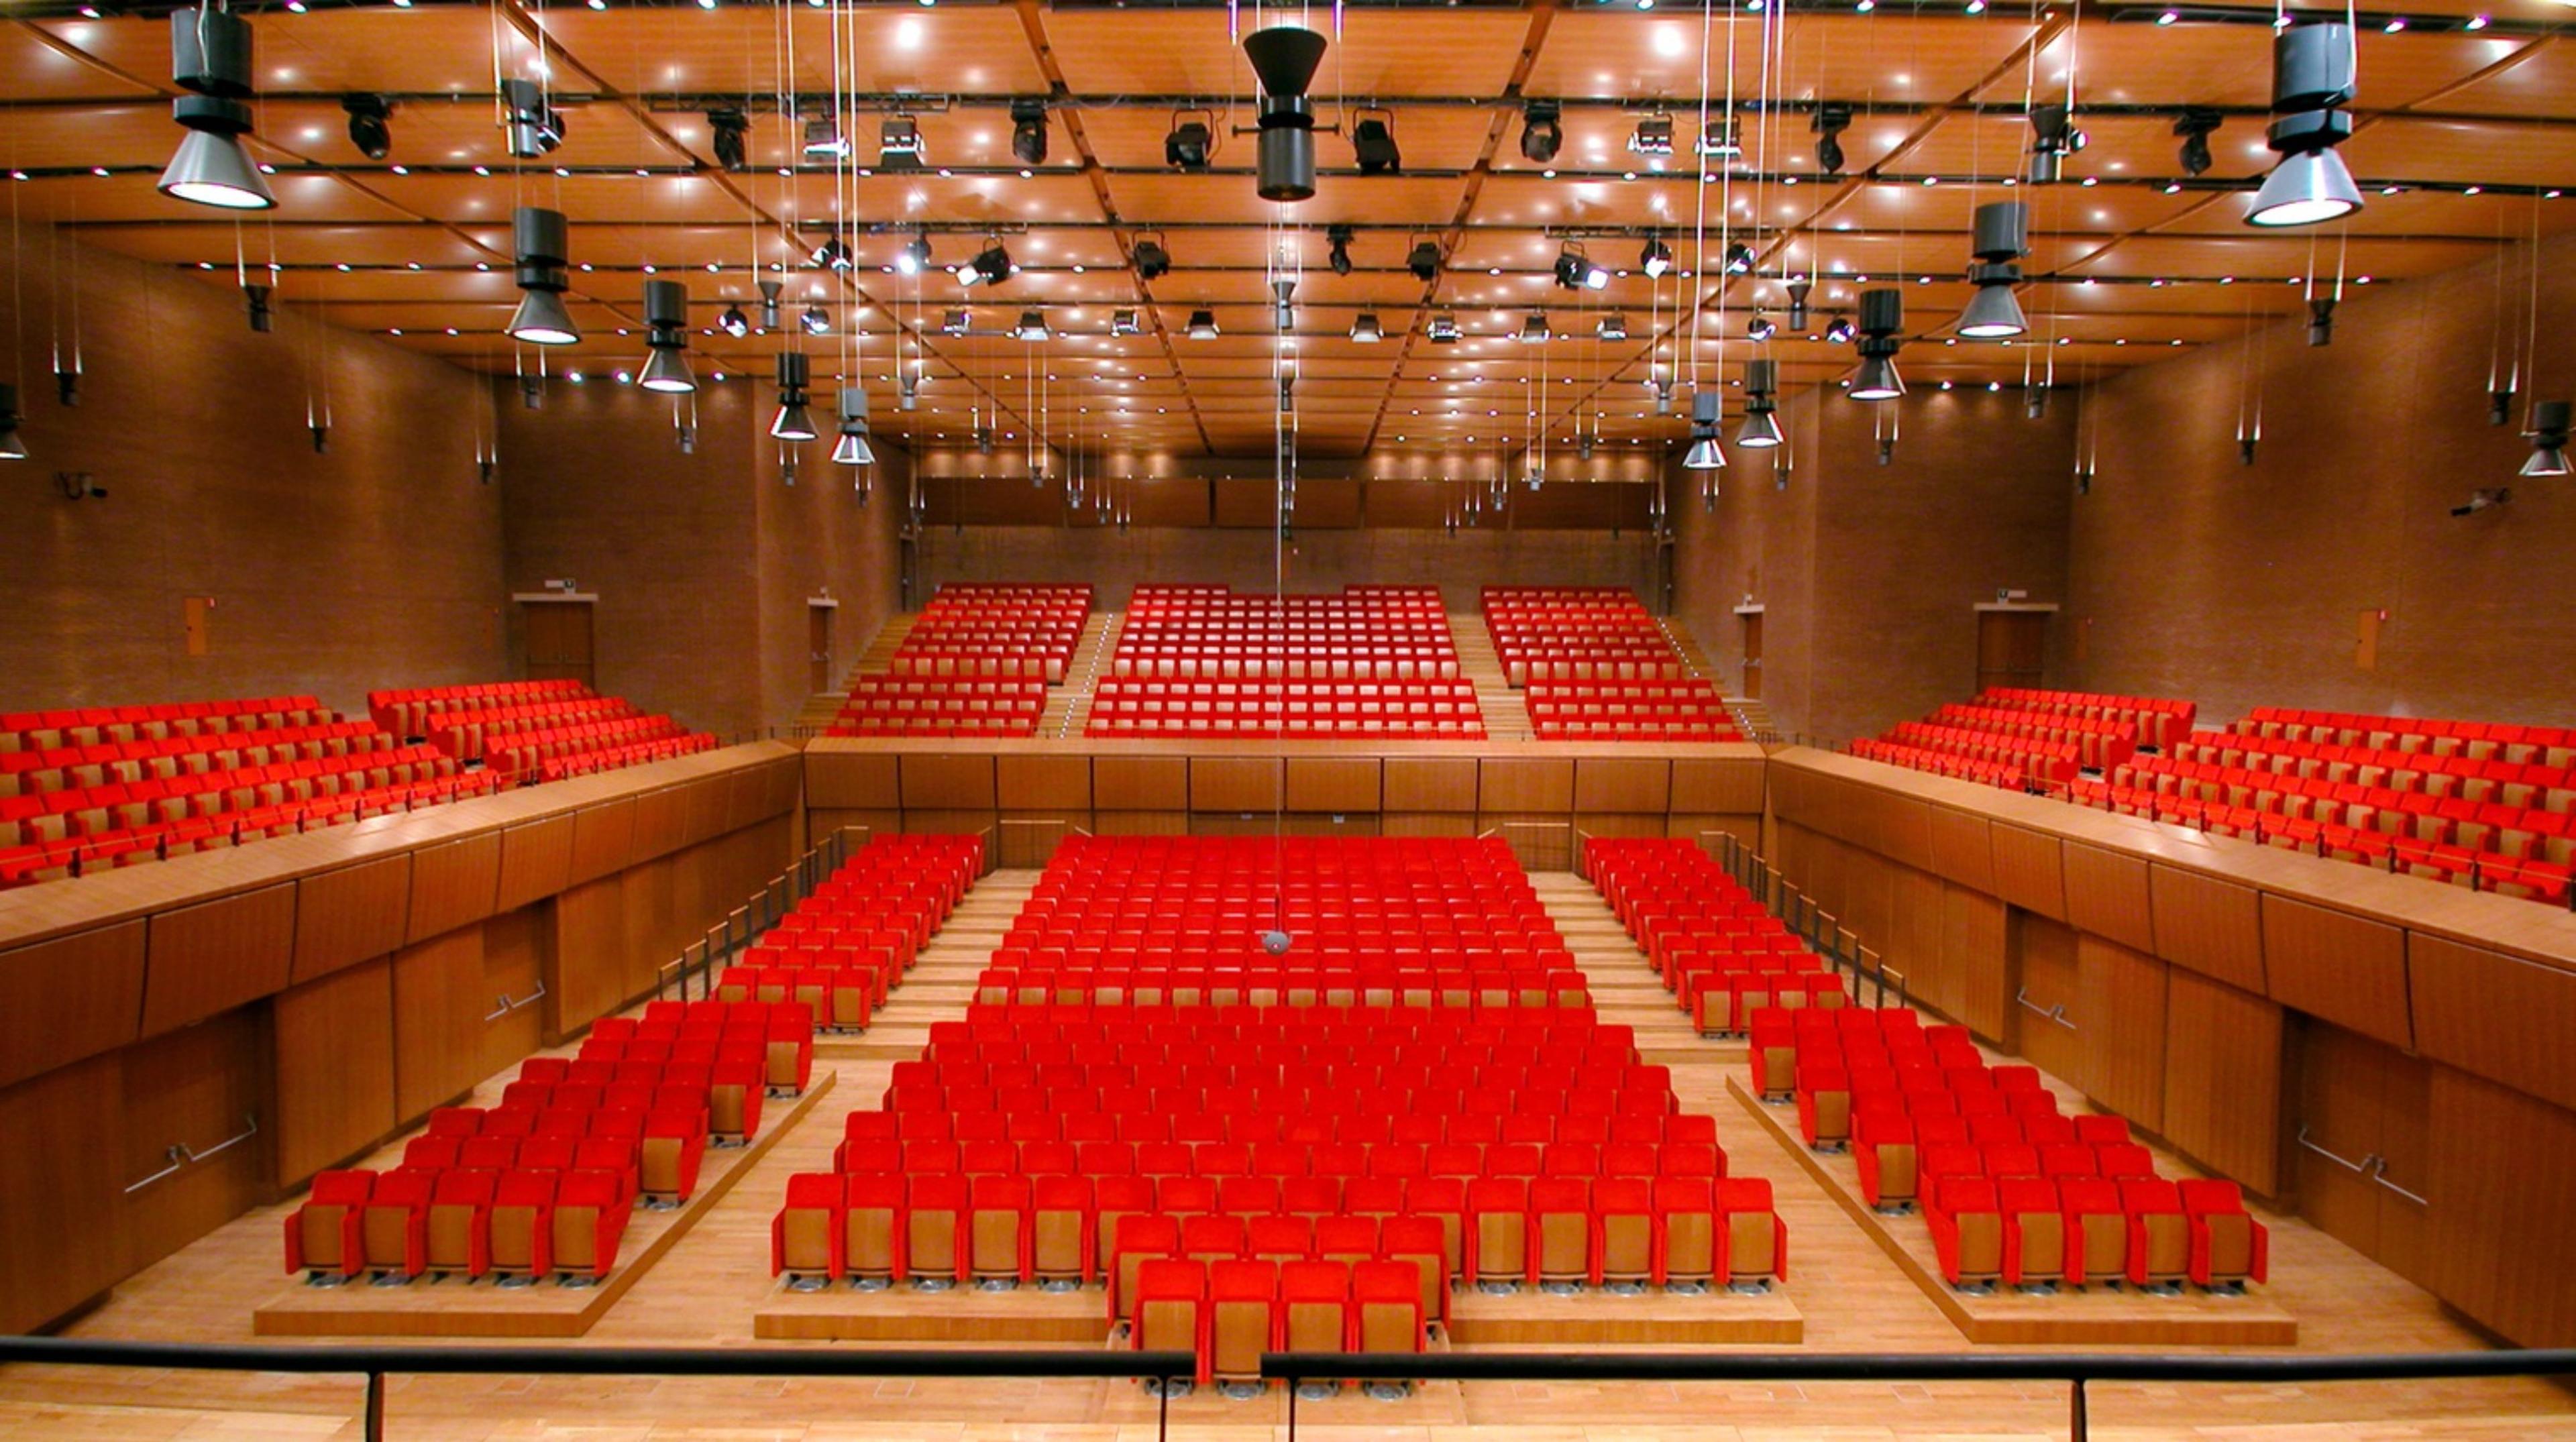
33 11 504 97
1050 9 1526 99
2065 233 2496 279
1102 172 1467 228
6 170 419 227
2341 117 2576 189
534 6 1046 97
1075 104 1495 176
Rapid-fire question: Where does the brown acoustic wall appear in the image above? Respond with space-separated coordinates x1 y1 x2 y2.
0 236 507 715
1674 383 2075 744
2061 231 2576 727
497 375 903 734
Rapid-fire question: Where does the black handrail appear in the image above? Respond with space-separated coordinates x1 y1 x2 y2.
0 1339 1195 1442
1263 1348 2576 1442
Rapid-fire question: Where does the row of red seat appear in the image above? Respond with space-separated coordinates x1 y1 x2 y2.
1585 837 1850 1035
2238 705 2575 763
888 583 1092 681
712 834 986 1028
1974 687 2196 751
0 693 330 753
826 676 1049 738
1928 702 2138 771
427 697 644 760
1527 678 1741 743
487 716 697 781
368 679 590 739
535 733 722 782
1482 590 1709 728
0 719 394 798
0 771 502 889
1848 737 2031 792
1093 587 1468 738
2172 730 2575 802
1882 721 2081 785
284 1000 811 1284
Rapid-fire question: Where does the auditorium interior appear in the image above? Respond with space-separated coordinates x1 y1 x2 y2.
1 0 2573 1437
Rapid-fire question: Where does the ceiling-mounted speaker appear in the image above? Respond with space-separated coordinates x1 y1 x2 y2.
1243 25 1328 203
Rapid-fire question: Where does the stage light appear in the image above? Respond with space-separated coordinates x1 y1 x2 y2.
896 233 933 276
1824 313 1856 344
878 117 926 170
1683 390 1726 470
342 93 392 160
963 238 1015 286
1736 358 1783 448
1553 243 1609 291
1327 224 1354 276
1186 309 1220 339
1013 309 1051 342
1112 309 1141 336
1010 98 1049 166
2523 400 2571 476
801 303 832 336
1132 235 1172 281
499 77 564 161
2174 107 2220 178
1598 312 1628 341
0 384 26 461
1518 311 1550 343
1520 99 1562 164
1699 116 1741 158
834 388 877 467
1351 108 1401 174
802 108 849 160
637 279 696 394
1428 312 1460 343
1640 235 1672 278
1811 104 1851 177
810 236 853 272
1786 280 1812 329
1724 242 1755 276
1407 237 1442 282
159 7 276 210
717 302 749 339
1165 110 1215 170
708 107 749 171
1630 114 1675 158
1746 311 1776 342
941 308 970 335
1848 288 1905 400
1350 311 1383 342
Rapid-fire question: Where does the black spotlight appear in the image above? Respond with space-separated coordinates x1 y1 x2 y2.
342 93 392 160
244 282 272 333
969 238 1015 286
1243 24 1328 203
1811 103 1851 177
1640 234 1672 278
1406 237 1441 283
1132 234 1172 282
1823 313 1856 345
1010 98 1049 166
2028 103 2087 184
499 77 564 160
1351 107 1401 174
1327 224 1354 276
2174 107 2220 178
718 302 750 339
1521 99 1562 165
1723 242 1755 276
1165 109 1215 170
708 107 750 172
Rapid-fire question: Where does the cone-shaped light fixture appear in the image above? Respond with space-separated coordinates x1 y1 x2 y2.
1957 201 2029 339
637 278 696 394
2248 24 2363 227
1849 288 1905 401
1683 390 1727 470
833 386 876 466
1242 25 1328 202
2523 400 2571 478
1735 359 1784 449
0 384 27 461
504 206 580 345
159 7 276 211
769 351 818 441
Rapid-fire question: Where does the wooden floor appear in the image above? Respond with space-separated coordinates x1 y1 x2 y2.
3 868 2571 1441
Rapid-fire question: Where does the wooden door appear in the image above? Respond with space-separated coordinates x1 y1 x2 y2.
523 601 595 690
2294 1021 2434 1290
1739 612 1764 700
809 604 837 694
1975 610 2048 695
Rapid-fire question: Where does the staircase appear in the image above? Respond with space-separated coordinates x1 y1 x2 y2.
1042 611 1122 738
1528 871 1731 1068
1448 612 1528 740
820 867 1036 1060
790 614 916 734
1728 697 1781 743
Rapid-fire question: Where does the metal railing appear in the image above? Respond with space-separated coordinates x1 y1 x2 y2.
0 1339 1193 1442
1264 1348 2576 1442
657 824 872 1002
4 1336 2568 1442
1705 830 1904 1010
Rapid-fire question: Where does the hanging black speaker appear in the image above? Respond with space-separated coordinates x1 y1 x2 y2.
1242 26 1327 203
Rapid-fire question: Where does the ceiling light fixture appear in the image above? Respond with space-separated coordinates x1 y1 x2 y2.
769 351 818 441
1736 358 1784 449
1517 311 1550 343
833 387 876 467
1244 25 1328 201
2174 107 2221 178
638 278 696 394
1186 309 1220 339
717 302 749 339
1723 242 1756 276
1407 237 1442 283
877 117 926 170
1824 313 1856 345
941 307 970 335
1746 311 1776 342
1010 98 1049 166
1132 234 1172 281
708 107 749 170
1849 288 1905 400
2027 103 2086 184
810 235 853 272
896 232 933 276
1351 107 1401 174
1326 224 1354 276
757 279 782 331
1683 390 1727 470
1957 200 2029 339
801 303 832 336
1165 109 1215 170
1014 309 1051 342
2248 23 2364 227
1350 311 1383 343
963 237 1014 286
499 76 564 160
1629 114 1675 158
159 5 277 210
342 93 392 160
1699 115 1741 158
504 205 580 345
1111 308 1140 335
1786 280 1812 329
1599 313 1628 341
1640 234 1672 278
1428 312 1461 343
1520 99 1562 164
1811 104 1851 177
1553 243 1609 291
2523 400 2571 477
802 107 849 160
